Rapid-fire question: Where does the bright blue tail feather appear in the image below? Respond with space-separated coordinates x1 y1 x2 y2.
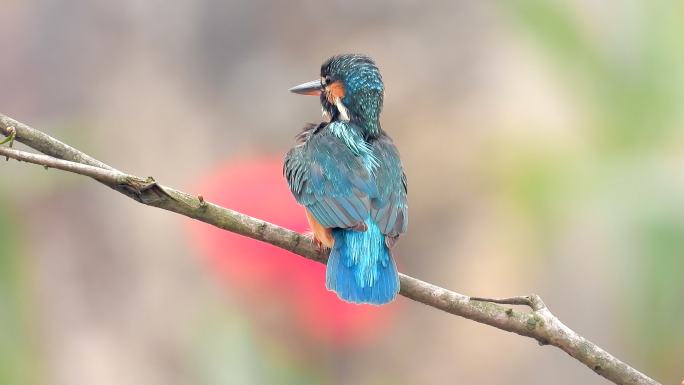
326 219 399 305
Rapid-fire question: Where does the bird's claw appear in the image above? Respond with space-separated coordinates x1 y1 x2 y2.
313 237 324 252
307 233 329 253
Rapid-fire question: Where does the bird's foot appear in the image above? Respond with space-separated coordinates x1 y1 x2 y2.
307 232 330 253
313 237 328 253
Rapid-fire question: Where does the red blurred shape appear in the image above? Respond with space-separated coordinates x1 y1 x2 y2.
185 156 397 345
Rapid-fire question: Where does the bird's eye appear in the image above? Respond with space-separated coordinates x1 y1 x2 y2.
323 76 331 85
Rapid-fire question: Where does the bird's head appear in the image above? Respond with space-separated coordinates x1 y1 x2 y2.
290 54 384 137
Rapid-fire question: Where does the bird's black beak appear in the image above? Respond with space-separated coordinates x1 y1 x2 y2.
289 79 324 96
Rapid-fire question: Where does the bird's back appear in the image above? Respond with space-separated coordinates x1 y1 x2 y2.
285 121 408 241
284 121 407 305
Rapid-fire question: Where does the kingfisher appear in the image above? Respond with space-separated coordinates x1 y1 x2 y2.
284 54 408 305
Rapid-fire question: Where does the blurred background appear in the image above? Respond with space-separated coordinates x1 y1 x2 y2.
1 1 683 384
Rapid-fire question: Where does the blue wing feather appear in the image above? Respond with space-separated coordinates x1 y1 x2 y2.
369 133 408 237
284 123 407 238
284 122 407 304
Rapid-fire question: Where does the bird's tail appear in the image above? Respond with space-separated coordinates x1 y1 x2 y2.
326 219 399 305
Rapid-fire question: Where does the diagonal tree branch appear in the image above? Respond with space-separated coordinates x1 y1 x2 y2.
0 112 659 385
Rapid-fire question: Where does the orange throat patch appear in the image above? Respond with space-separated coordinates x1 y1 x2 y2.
325 81 346 103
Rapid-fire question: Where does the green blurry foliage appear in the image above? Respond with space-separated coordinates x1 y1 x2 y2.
627 190 684 373
504 0 684 151
192 311 323 385
0 200 41 385
500 0 684 379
